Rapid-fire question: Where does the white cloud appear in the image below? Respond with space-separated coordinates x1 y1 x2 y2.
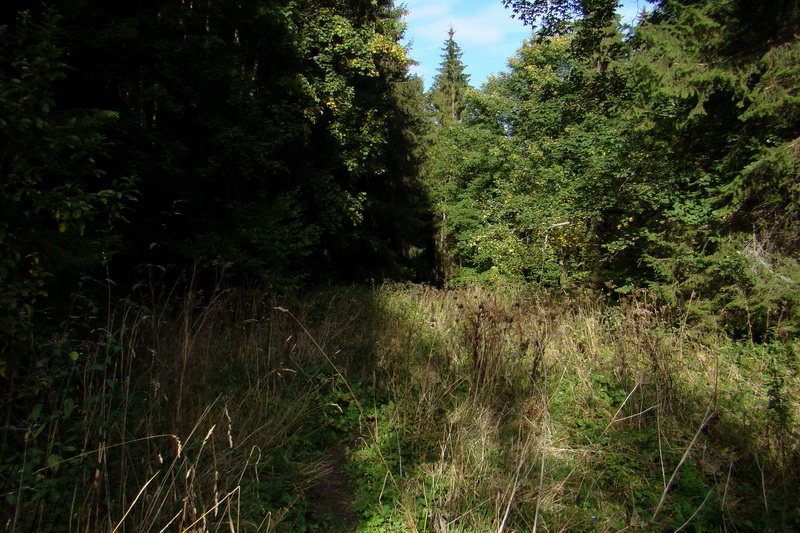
451 11 529 48
404 1 527 47
402 1 456 22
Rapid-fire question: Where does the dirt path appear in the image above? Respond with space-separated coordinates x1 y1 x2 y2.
308 443 358 532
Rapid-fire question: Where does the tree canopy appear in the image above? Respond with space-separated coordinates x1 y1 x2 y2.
428 27 471 125
424 0 800 337
3 0 800 341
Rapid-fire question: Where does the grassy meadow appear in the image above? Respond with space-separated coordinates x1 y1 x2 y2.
2 282 799 531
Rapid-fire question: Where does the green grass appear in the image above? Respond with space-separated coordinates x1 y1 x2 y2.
2 282 798 531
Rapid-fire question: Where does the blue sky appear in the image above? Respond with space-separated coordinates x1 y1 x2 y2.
400 0 648 89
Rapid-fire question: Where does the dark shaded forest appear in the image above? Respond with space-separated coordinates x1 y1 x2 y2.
1 0 799 531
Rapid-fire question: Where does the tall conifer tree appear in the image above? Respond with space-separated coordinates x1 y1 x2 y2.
428 27 471 124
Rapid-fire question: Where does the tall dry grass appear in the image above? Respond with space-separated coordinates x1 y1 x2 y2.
2 281 798 531
352 284 799 531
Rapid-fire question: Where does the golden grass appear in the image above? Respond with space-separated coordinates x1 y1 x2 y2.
3 282 798 531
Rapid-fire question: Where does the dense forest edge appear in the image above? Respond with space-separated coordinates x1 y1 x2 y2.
1 0 799 531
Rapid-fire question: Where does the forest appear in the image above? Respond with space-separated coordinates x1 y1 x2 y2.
1 0 799 530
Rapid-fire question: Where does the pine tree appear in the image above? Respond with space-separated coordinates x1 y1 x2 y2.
428 27 471 124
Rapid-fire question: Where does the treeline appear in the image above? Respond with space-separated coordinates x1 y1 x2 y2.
1 0 434 355
424 0 800 339
4 0 800 352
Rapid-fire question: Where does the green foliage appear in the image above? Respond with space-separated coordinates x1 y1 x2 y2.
502 0 587 35
33 0 430 288
180 193 323 289
5 0 800 527
422 0 800 339
610 0 800 336
0 9 135 354
422 121 515 282
3 281 800 531
425 32 634 287
427 28 471 125
1 308 129 531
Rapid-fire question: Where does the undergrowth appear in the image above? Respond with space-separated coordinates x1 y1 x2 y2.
1 281 798 531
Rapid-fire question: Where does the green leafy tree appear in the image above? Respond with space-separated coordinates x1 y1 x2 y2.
422 118 515 283
463 0 800 339
0 9 134 355
424 18 631 286
422 28 482 281
348 72 435 282
502 0 584 35
46 0 428 288
502 0 619 39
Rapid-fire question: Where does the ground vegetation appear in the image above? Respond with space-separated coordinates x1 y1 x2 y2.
2 0 799 530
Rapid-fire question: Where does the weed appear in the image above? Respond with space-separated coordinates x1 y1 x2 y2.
2 282 798 531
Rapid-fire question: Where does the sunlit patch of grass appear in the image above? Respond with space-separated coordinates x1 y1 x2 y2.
3 282 798 531
354 284 799 531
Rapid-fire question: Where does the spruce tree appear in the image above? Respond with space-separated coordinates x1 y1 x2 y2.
428 27 471 124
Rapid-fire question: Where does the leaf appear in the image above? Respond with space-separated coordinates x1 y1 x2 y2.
47 453 63 472
30 403 43 422
64 398 75 418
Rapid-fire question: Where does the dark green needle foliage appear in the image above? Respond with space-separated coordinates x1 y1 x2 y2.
428 27 471 125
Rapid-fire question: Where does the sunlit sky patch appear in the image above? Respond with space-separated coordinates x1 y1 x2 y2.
400 0 648 89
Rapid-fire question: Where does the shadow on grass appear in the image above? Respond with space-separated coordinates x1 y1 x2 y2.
2 283 797 532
